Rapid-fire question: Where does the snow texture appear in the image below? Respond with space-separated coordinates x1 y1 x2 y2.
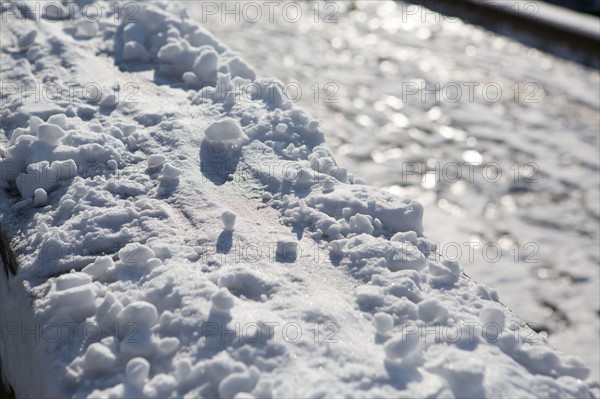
0 1 597 398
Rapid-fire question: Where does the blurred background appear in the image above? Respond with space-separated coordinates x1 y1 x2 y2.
189 0 600 381
544 0 600 15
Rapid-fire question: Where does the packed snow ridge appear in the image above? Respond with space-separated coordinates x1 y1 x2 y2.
0 1 597 398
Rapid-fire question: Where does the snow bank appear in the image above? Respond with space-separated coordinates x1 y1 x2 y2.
0 1 597 398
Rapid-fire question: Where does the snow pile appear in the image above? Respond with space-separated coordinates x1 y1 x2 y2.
0 1 597 398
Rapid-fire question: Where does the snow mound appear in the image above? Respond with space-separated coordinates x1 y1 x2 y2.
0 1 596 398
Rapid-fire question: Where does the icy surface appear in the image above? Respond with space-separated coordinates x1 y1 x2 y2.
0 1 597 398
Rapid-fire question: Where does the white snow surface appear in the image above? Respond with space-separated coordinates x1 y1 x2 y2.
193 0 600 384
0 1 597 398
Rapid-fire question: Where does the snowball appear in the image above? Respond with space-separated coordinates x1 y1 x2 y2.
204 118 244 142
349 213 374 235
157 42 183 63
384 331 420 359
218 366 260 399
107 159 118 170
126 357 150 389
84 343 117 373
391 231 418 245
119 244 155 267
157 337 180 356
18 29 37 51
47 113 67 129
479 307 506 331
275 123 287 133
29 116 44 134
192 47 218 85
182 71 199 87
33 188 48 206
8 128 31 144
159 163 182 181
55 272 92 291
147 154 167 170
322 177 336 193
418 298 448 323
37 123 66 146
221 210 237 231
428 259 461 286
148 374 178 396
374 313 394 336
123 41 150 62
174 358 192 382
354 286 385 311
276 239 298 262
211 288 235 313
227 56 256 81
77 104 96 120
118 301 158 330
83 256 114 279
100 94 117 108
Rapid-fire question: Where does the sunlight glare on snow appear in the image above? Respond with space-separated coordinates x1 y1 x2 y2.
462 150 483 165
422 172 437 190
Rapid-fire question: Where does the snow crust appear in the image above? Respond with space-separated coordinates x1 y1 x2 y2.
0 1 597 398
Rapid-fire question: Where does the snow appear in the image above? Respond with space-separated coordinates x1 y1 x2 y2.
0 1 598 398
221 210 237 231
84 343 117 374
196 0 600 383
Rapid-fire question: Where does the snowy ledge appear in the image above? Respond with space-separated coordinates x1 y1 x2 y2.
0 1 597 398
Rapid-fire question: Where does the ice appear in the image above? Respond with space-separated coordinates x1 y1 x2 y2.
221 210 237 231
